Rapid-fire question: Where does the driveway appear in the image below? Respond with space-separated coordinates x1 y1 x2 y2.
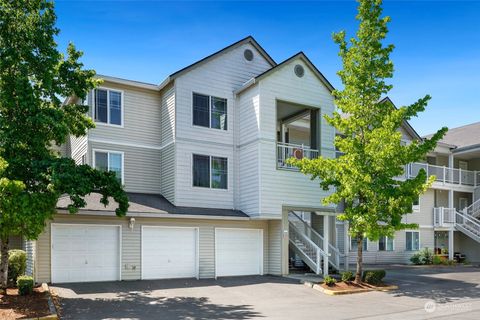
52 266 480 320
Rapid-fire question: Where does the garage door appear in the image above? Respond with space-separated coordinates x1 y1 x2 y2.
51 224 120 283
142 226 198 279
216 228 263 277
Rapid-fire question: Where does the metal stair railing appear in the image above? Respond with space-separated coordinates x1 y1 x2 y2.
288 223 324 274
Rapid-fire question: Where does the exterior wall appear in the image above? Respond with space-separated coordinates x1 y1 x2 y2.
255 58 336 216
35 214 273 283
87 81 162 147
347 228 435 264
267 220 283 276
403 188 435 226
70 135 87 164
161 84 175 145
89 141 161 194
174 140 234 209
24 240 36 277
160 143 175 204
173 43 271 209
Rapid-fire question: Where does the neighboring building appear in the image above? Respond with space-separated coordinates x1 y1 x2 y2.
22 37 480 284
338 101 480 265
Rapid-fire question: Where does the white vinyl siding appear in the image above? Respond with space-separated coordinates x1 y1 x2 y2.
90 142 161 194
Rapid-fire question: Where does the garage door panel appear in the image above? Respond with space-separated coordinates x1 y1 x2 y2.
52 224 120 283
216 229 262 277
142 227 197 280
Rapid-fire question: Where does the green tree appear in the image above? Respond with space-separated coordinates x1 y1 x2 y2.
288 0 447 283
0 0 129 289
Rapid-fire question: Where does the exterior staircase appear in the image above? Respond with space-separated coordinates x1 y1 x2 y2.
436 207 480 243
288 211 344 276
463 192 480 218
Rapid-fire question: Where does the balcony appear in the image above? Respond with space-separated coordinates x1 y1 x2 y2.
277 142 319 170
406 162 480 187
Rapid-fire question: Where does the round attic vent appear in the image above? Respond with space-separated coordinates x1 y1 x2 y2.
244 49 254 61
294 64 304 78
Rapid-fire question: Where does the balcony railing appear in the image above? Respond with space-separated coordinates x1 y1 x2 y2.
433 207 456 227
406 162 479 187
277 142 319 170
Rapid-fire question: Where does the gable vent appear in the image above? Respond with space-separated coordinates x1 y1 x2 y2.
244 49 254 61
294 64 304 78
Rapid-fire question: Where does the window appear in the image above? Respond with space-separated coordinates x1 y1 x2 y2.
94 150 123 183
192 93 227 130
94 88 122 125
379 236 394 251
412 196 420 212
193 154 227 189
350 237 368 251
406 231 420 251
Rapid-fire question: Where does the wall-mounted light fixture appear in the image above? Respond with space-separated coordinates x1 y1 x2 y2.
129 217 136 230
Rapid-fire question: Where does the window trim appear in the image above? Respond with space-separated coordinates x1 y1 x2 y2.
191 92 228 131
191 153 228 190
378 236 395 251
349 236 368 252
92 149 125 184
412 196 420 212
93 87 124 127
405 230 420 251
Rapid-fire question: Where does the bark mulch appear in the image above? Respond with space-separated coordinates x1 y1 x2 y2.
0 286 51 320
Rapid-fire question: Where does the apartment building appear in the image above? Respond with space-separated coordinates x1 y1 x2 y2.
20 37 480 284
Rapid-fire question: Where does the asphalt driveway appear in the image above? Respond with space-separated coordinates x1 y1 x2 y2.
52 265 480 320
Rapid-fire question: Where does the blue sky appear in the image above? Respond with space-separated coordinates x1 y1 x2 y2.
55 1 480 136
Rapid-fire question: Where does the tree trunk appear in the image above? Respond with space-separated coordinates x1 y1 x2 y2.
0 237 9 290
354 236 363 283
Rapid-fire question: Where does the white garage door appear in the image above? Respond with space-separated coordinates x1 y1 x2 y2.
142 226 198 279
216 228 263 277
51 224 120 283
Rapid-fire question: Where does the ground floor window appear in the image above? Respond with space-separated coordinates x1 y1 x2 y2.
406 231 420 251
350 237 368 251
379 236 394 251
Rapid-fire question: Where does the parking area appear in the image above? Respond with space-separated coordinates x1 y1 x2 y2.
52 265 480 320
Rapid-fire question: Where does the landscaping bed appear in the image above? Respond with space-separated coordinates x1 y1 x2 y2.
320 281 398 295
0 286 51 320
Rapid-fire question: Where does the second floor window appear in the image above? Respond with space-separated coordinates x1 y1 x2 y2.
193 154 227 189
94 150 123 183
193 93 227 130
95 88 122 126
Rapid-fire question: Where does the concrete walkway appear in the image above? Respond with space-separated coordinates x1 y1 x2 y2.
52 265 480 320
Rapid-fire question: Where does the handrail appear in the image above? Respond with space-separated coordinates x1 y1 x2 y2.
408 162 478 186
455 210 480 237
464 198 480 218
289 222 327 256
289 211 343 257
277 143 319 170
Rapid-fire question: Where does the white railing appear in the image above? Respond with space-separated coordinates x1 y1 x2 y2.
288 212 342 269
433 207 456 227
289 223 323 274
455 211 480 240
464 198 480 218
407 163 477 187
277 142 319 170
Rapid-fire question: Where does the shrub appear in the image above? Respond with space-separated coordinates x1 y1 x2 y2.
409 248 434 265
410 252 422 265
362 270 386 285
17 276 34 296
324 275 337 286
432 255 443 265
8 250 26 283
341 271 354 282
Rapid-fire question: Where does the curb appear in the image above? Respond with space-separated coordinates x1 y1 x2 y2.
25 283 58 320
308 282 398 296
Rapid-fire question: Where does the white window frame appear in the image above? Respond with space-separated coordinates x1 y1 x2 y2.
192 92 227 131
349 236 368 251
92 149 125 184
413 196 420 212
192 154 228 190
93 87 124 127
405 231 420 251
378 236 395 251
